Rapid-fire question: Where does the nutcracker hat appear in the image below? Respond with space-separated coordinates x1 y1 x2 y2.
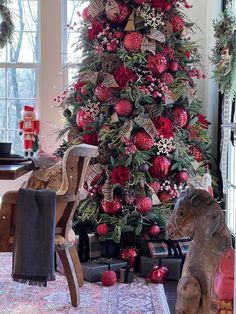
23 105 34 114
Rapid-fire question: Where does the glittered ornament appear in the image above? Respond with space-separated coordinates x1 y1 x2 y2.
115 99 133 116
149 224 161 237
172 106 188 128
148 265 168 283
159 191 172 204
76 110 94 130
101 199 122 215
190 146 203 162
106 1 130 23
176 170 189 183
96 223 109 236
95 84 112 102
146 54 167 75
134 130 154 151
120 247 138 267
150 156 171 179
149 181 161 193
136 196 153 214
171 15 184 32
155 138 175 155
102 270 117 286
124 32 143 52
169 61 179 72
162 72 174 85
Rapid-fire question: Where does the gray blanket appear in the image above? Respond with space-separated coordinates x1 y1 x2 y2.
12 188 56 287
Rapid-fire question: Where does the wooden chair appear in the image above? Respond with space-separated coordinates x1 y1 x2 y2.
0 144 98 307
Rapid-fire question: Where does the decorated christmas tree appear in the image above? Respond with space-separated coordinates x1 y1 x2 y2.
58 0 211 243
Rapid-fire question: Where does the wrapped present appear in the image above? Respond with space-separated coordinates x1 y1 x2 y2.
177 239 192 256
88 233 101 260
119 267 134 283
101 239 120 258
76 232 101 262
144 234 171 258
82 258 127 282
139 255 183 281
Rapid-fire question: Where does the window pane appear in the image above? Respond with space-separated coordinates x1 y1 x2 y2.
8 130 24 155
7 68 37 99
0 69 6 97
7 100 24 129
0 100 7 128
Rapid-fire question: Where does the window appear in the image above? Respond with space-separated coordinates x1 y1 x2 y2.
0 0 39 155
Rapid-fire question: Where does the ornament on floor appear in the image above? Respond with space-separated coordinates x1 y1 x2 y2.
18 105 40 157
101 270 117 286
148 265 168 283
0 2 14 49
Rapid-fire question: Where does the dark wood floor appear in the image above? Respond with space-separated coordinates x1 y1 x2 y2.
164 280 178 314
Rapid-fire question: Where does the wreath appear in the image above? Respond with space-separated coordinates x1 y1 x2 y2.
0 1 14 49
211 2 236 100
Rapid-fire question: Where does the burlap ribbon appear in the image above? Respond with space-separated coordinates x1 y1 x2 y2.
148 29 166 43
134 116 158 139
102 73 119 88
119 120 134 139
105 0 120 19
88 0 104 18
86 163 103 188
141 37 156 55
81 71 98 85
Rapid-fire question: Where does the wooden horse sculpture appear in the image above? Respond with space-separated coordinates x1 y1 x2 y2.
166 187 234 314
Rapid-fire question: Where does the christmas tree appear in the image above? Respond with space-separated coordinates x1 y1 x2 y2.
58 0 211 243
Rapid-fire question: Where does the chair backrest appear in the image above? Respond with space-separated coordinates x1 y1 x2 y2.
55 144 98 240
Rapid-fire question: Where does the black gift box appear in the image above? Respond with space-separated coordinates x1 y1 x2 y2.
82 258 127 282
139 255 183 281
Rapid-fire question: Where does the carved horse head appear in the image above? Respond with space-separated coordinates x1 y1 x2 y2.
166 186 224 240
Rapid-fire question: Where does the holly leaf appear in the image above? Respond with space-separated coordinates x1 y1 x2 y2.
122 225 135 232
135 223 143 235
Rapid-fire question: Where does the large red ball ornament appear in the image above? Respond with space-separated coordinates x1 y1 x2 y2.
176 170 189 183
150 156 171 179
134 130 154 151
102 270 117 286
169 61 179 73
101 199 122 215
136 196 153 214
124 32 143 52
149 225 161 237
172 106 188 128
96 223 109 236
76 110 94 130
95 84 112 102
106 2 130 23
115 99 133 116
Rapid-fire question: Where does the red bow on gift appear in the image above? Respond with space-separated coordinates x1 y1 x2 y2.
148 265 168 283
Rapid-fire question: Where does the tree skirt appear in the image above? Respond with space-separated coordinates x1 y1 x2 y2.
0 253 170 314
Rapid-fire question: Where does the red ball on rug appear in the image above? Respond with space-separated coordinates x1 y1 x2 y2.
102 270 117 286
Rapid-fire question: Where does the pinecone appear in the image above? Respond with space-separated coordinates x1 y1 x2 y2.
102 54 122 74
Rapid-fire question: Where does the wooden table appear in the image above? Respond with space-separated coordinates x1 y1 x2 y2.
0 162 33 180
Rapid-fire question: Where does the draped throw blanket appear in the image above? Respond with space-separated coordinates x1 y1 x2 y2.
12 188 56 287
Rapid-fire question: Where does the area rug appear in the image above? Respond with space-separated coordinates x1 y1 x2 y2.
0 253 170 314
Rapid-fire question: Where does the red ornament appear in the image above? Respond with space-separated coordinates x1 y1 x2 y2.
159 191 173 204
76 110 94 130
148 265 168 283
149 181 161 193
107 41 117 52
82 133 99 146
169 61 179 73
111 165 130 185
101 199 122 215
197 114 209 129
134 0 147 5
149 225 161 237
151 0 172 10
95 84 112 102
136 196 153 214
106 2 130 23
176 170 189 183
171 16 184 32
82 6 89 20
172 106 188 128
150 156 171 179
96 223 109 236
124 32 143 52
114 66 137 88
147 54 167 75
162 72 174 85
102 270 117 286
115 99 133 116
120 247 138 267
133 130 154 151
190 146 203 162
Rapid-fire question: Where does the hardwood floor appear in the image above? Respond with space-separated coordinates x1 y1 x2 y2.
164 281 178 314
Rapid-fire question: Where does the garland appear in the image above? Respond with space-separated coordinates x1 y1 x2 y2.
0 1 14 49
211 2 236 100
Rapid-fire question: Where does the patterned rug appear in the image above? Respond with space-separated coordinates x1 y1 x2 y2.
0 253 170 314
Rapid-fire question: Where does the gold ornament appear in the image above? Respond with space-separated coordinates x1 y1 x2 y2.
83 100 100 118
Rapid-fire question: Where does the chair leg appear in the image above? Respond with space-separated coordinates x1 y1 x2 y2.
70 245 84 287
58 248 80 307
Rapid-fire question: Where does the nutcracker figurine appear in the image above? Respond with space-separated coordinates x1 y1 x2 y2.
18 105 40 156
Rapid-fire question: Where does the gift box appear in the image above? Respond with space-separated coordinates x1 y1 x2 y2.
177 239 192 256
119 267 134 283
88 233 101 260
139 255 183 281
82 258 127 282
101 239 120 258
77 232 101 262
144 234 173 258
